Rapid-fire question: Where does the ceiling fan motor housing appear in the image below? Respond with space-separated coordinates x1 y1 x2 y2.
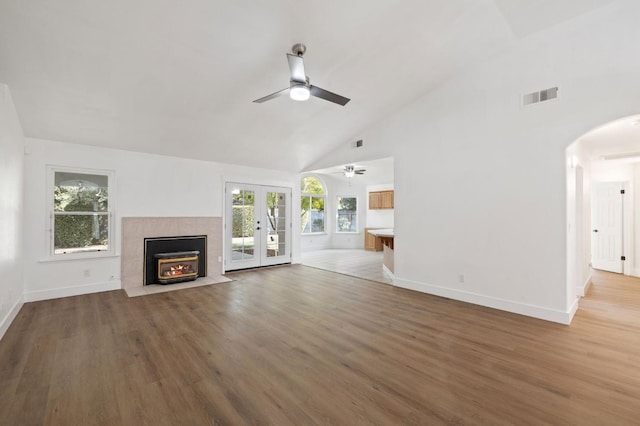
292 43 306 57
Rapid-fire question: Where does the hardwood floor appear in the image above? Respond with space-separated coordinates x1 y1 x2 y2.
1 267 640 425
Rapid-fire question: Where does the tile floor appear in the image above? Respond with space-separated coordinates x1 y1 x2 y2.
301 249 393 285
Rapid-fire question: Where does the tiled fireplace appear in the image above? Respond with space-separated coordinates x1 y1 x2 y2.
121 217 223 294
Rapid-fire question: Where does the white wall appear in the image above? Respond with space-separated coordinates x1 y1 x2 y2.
0 84 25 340
366 183 395 228
300 173 367 251
306 1 640 323
23 137 300 301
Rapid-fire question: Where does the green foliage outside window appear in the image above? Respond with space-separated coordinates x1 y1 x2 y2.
231 190 256 238
337 197 357 232
300 176 325 233
54 178 109 253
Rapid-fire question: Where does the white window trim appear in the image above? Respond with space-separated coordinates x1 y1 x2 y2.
336 195 358 233
46 165 116 260
300 175 327 235
301 193 326 234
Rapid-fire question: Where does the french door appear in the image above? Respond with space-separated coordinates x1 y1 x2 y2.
225 182 291 271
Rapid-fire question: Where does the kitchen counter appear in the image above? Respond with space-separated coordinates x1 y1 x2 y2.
367 228 394 238
367 229 394 276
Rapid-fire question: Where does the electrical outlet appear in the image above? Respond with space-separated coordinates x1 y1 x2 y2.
83 269 91 277
458 274 465 283
217 256 222 262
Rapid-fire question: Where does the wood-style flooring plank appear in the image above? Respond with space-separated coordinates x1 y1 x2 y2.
2 266 640 424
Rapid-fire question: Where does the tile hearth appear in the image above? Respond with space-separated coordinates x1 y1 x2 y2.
124 275 232 297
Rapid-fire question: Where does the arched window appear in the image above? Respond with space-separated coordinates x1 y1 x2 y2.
300 176 326 233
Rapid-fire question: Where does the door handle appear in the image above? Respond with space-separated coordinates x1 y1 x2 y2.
592 229 598 233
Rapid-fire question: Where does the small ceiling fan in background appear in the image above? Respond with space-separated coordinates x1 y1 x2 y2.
253 43 350 106
341 164 365 178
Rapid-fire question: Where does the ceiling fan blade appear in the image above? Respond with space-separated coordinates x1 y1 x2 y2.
355 170 366 174
253 87 289 103
310 86 350 106
287 54 306 83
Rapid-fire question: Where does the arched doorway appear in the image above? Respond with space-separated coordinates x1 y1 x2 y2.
567 114 640 299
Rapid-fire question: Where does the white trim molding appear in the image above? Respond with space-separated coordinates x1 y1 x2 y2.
577 273 593 297
394 278 579 325
383 264 395 281
23 281 121 302
0 296 24 341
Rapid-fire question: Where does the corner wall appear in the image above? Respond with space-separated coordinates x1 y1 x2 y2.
0 84 25 340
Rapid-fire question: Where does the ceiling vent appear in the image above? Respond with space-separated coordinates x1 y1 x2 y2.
522 87 558 106
353 139 364 148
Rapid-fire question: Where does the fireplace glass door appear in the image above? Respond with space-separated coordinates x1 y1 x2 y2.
225 183 291 271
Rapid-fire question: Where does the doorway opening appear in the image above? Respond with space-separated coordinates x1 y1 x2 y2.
566 114 640 299
299 157 394 284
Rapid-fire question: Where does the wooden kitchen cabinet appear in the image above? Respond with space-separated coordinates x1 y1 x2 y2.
368 190 394 210
369 192 381 209
380 191 394 209
364 228 383 251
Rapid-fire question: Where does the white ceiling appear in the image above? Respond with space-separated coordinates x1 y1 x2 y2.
311 157 394 186
0 0 617 172
578 114 640 163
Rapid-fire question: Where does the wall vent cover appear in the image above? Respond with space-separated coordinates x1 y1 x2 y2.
523 87 558 106
353 139 364 148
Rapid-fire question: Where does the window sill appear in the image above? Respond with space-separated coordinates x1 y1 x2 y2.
38 253 120 263
301 232 328 236
336 232 361 235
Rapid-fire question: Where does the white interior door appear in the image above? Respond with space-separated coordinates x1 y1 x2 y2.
225 183 291 271
591 182 624 273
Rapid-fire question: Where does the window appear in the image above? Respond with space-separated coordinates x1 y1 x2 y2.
300 176 325 233
336 197 357 232
50 167 114 257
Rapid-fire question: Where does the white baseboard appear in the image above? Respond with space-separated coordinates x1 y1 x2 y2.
0 296 24 341
576 273 593 297
394 278 577 325
23 280 122 302
383 265 395 280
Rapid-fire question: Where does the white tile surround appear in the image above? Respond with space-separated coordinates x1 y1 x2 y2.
121 217 226 296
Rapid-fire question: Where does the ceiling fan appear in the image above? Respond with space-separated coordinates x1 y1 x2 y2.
342 164 365 177
253 43 350 106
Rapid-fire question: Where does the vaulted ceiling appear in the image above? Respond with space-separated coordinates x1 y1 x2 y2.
0 0 616 172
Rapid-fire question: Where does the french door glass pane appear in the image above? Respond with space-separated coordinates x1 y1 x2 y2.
231 189 255 260
266 191 286 257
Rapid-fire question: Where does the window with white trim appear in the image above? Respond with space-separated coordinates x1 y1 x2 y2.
49 167 114 256
300 176 325 233
336 196 357 233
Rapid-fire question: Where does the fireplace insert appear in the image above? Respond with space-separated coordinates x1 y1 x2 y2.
144 235 207 285
154 251 199 284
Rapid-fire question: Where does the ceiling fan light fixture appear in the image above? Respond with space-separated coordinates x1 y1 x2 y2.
344 165 356 178
290 84 310 101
